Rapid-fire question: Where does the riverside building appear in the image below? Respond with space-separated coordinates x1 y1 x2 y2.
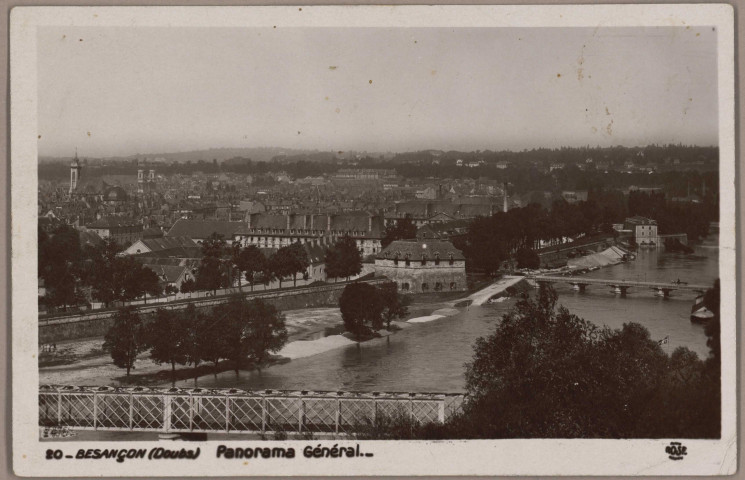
375 239 466 293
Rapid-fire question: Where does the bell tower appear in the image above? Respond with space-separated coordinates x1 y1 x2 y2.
137 160 144 194
69 149 82 196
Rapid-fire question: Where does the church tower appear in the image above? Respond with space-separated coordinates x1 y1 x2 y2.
69 149 82 196
137 161 144 194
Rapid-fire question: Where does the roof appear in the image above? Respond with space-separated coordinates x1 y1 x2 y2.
139 236 198 252
166 219 246 240
78 230 104 247
133 257 199 268
142 264 189 283
625 216 657 226
87 217 142 229
239 213 384 238
376 239 465 261
416 219 470 239
142 227 164 238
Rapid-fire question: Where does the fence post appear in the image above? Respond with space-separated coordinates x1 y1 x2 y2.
93 393 98 430
298 399 304 433
438 398 445 423
129 393 133 430
335 399 341 434
57 392 62 426
261 397 267 433
225 397 230 433
189 394 193 431
163 394 170 433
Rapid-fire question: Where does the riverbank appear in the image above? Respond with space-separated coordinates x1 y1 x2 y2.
39 277 526 388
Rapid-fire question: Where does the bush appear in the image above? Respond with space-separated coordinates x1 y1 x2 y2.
515 247 540 270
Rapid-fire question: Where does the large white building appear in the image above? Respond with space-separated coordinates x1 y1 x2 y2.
234 212 384 257
374 239 467 293
623 216 659 246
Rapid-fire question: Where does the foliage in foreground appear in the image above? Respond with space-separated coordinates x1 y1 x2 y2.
103 296 288 378
370 282 721 439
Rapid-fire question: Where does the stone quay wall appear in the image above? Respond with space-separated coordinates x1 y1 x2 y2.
39 279 389 344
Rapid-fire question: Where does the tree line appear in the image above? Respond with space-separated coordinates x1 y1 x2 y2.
458 189 718 275
103 296 288 378
628 191 716 243
457 199 612 275
39 226 163 311
39 224 365 312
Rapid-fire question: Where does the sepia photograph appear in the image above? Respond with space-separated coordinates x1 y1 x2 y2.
11 4 736 476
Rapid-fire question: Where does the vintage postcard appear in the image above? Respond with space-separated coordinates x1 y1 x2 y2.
11 4 736 476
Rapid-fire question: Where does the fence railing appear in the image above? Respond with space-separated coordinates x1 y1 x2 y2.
39 386 465 436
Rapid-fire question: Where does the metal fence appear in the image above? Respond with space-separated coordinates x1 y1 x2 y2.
39 386 465 436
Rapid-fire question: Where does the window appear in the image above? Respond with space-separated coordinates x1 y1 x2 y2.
421 254 427 266
435 282 442 291
449 282 456 290
422 283 429 291
449 254 454 265
405 255 410 267
401 282 410 291
434 254 440 265
394 255 399 266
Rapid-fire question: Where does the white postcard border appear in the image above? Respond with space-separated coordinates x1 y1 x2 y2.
11 4 737 476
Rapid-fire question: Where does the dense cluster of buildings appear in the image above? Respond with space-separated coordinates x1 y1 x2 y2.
41 157 486 295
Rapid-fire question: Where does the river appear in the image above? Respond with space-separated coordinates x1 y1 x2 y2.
171 235 719 394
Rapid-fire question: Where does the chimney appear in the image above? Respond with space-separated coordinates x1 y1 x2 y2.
303 214 308 230
327 214 332 232
368 215 373 232
286 214 292 230
310 214 315 231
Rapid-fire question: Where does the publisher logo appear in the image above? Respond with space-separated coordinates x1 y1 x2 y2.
665 442 687 461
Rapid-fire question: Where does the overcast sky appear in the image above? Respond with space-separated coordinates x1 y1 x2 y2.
37 26 717 158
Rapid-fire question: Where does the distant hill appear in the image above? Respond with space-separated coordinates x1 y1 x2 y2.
40 147 322 165
39 146 393 165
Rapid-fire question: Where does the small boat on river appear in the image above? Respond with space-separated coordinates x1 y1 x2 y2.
690 295 715 324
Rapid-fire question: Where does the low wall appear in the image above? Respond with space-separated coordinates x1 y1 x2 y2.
537 237 616 268
39 279 389 344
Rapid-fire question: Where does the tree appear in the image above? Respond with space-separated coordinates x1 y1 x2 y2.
325 235 362 281
103 306 147 376
515 247 540 270
382 217 418 248
147 308 188 376
269 248 294 289
244 299 288 368
443 284 720 439
164 284 178 297
285 242 310 287
339 283 384 339
235 245 268 291
88 238 122 307
216 296 252 374
139 265 163 304
212 296 289 374
180 304 204 378
378 282 408 329
38 224 85 311
196 234 228 294
180 278 196 294
198 306 228 374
